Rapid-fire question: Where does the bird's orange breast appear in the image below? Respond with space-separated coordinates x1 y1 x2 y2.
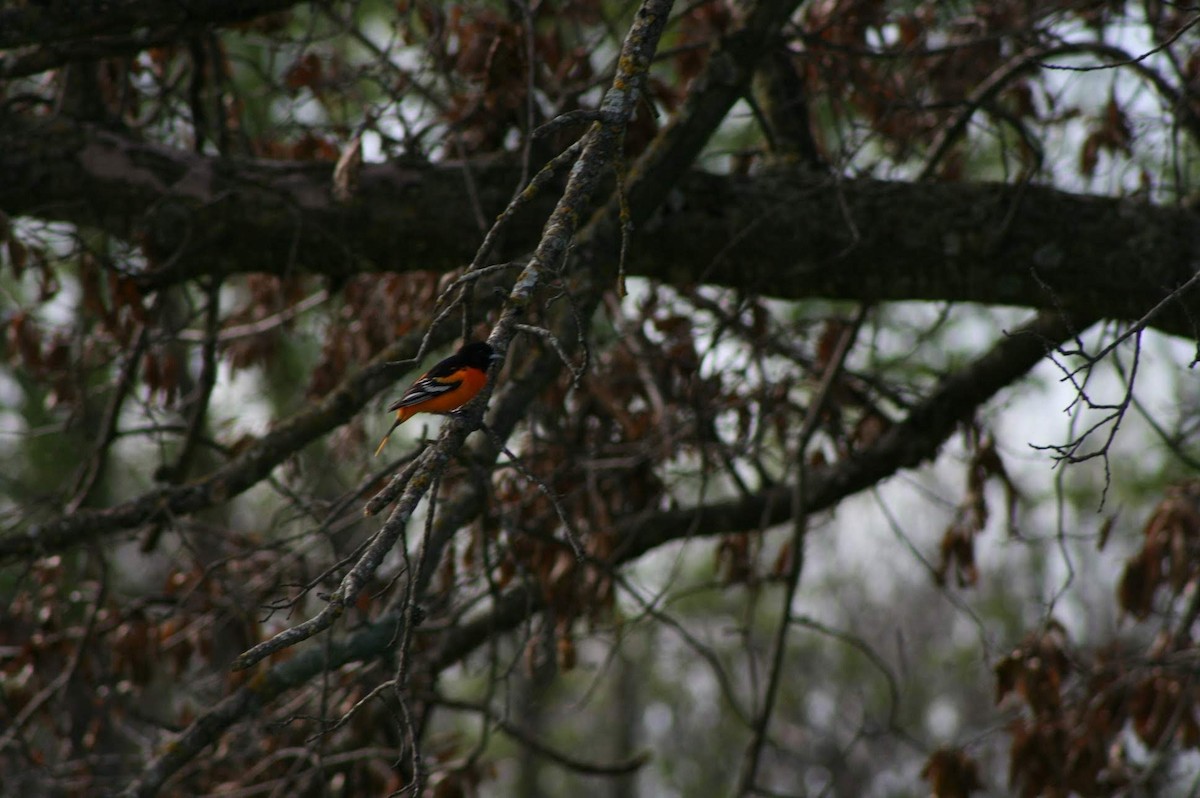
394 368 488 424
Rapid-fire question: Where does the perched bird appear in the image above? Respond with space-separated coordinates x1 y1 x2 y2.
374 341 498 456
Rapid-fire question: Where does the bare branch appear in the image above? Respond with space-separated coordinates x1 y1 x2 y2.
0 0 307 49
4 122 1195 336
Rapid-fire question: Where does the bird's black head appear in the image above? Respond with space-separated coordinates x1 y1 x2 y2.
458 341 497 370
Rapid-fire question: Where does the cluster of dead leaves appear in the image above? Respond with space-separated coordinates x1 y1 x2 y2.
800 0 1134 180
921 747 983 798
1118 480 1200 619
918 481 1200 797
307 272 441 398
4 243 149 411
986 481 1200 797
1 540 411 794
996 625 1200 796
1 560 229 777
992 622 1132 797
935 431 1020 588
402 0 608 155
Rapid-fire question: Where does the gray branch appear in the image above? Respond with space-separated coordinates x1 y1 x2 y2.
2 119 1196 337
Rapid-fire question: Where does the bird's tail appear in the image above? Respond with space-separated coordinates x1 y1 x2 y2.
374 416 404 457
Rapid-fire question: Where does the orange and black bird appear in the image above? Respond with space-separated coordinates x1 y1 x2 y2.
374 341 498 456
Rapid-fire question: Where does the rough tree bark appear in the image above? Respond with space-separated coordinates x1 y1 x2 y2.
2 117 1196 337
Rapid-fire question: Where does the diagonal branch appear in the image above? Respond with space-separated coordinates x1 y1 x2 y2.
613 308 1099 560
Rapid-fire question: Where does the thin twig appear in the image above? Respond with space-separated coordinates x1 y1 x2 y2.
1038 14 1200 72
161 277 221 485
176 289 327 343
434 695 652 776
515 323 585 387
66 322 149 514
483 422 585 561
736 306 867 795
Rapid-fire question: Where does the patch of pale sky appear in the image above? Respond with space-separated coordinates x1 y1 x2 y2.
208 361 276 438
0 373 23 434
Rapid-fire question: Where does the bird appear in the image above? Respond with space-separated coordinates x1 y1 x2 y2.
374 341 498 456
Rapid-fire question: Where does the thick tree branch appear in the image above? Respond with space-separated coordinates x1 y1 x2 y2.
1 30 182 79
0 117 551 287
631 172 1200 340
2 117 1195 338
0 0 308 50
